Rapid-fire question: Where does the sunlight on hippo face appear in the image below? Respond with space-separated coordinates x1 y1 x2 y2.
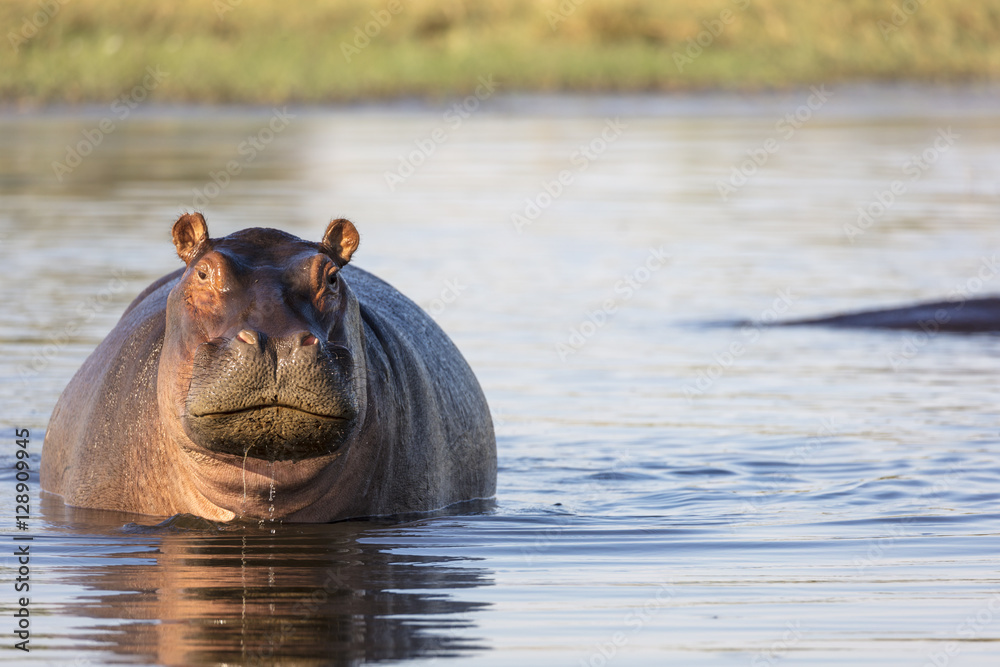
162 214 366 462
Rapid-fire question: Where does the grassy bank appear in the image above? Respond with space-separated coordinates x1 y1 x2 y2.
3 0 1000 105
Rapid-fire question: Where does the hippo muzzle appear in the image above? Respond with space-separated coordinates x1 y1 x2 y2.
183 328 361 462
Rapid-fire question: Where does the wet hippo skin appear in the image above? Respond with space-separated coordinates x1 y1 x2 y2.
41 214 497 522
780 297 1000 333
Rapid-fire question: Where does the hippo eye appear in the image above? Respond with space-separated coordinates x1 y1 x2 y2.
197 270 208 281
325 266 340 289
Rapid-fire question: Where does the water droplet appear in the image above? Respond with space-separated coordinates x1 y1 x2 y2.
267 461 277 523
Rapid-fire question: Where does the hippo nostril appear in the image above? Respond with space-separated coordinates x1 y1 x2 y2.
301 334 319 347
236 329 258 345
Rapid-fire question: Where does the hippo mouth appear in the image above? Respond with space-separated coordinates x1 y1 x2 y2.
192 404 346 420
183 403 355 462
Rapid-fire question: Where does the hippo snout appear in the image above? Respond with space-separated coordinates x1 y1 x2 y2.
182 329 361 462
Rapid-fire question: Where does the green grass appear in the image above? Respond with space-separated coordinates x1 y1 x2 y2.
3 0 1000 105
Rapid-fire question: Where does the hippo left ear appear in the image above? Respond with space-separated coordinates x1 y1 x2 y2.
172 212 210 265
320 218 360 267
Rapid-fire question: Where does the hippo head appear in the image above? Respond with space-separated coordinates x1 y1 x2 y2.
157 213 368 517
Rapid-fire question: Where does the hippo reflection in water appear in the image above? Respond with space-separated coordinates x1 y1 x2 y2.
41 214 497 522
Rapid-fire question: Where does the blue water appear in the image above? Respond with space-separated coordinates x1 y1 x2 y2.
2 88 1000 665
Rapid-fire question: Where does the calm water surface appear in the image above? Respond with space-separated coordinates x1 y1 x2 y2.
1 89 1000 665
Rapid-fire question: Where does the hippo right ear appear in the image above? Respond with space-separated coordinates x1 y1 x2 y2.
172 213 210 265
320 218 360 267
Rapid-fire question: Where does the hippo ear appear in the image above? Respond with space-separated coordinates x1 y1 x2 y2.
320 218 360 267
172 213 210 265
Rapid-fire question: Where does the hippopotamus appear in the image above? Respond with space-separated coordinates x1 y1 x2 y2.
41 214 496 522
779 297 1000 333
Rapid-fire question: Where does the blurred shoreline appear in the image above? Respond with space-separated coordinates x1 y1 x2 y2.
3 0 998 106
4 83 1000 119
